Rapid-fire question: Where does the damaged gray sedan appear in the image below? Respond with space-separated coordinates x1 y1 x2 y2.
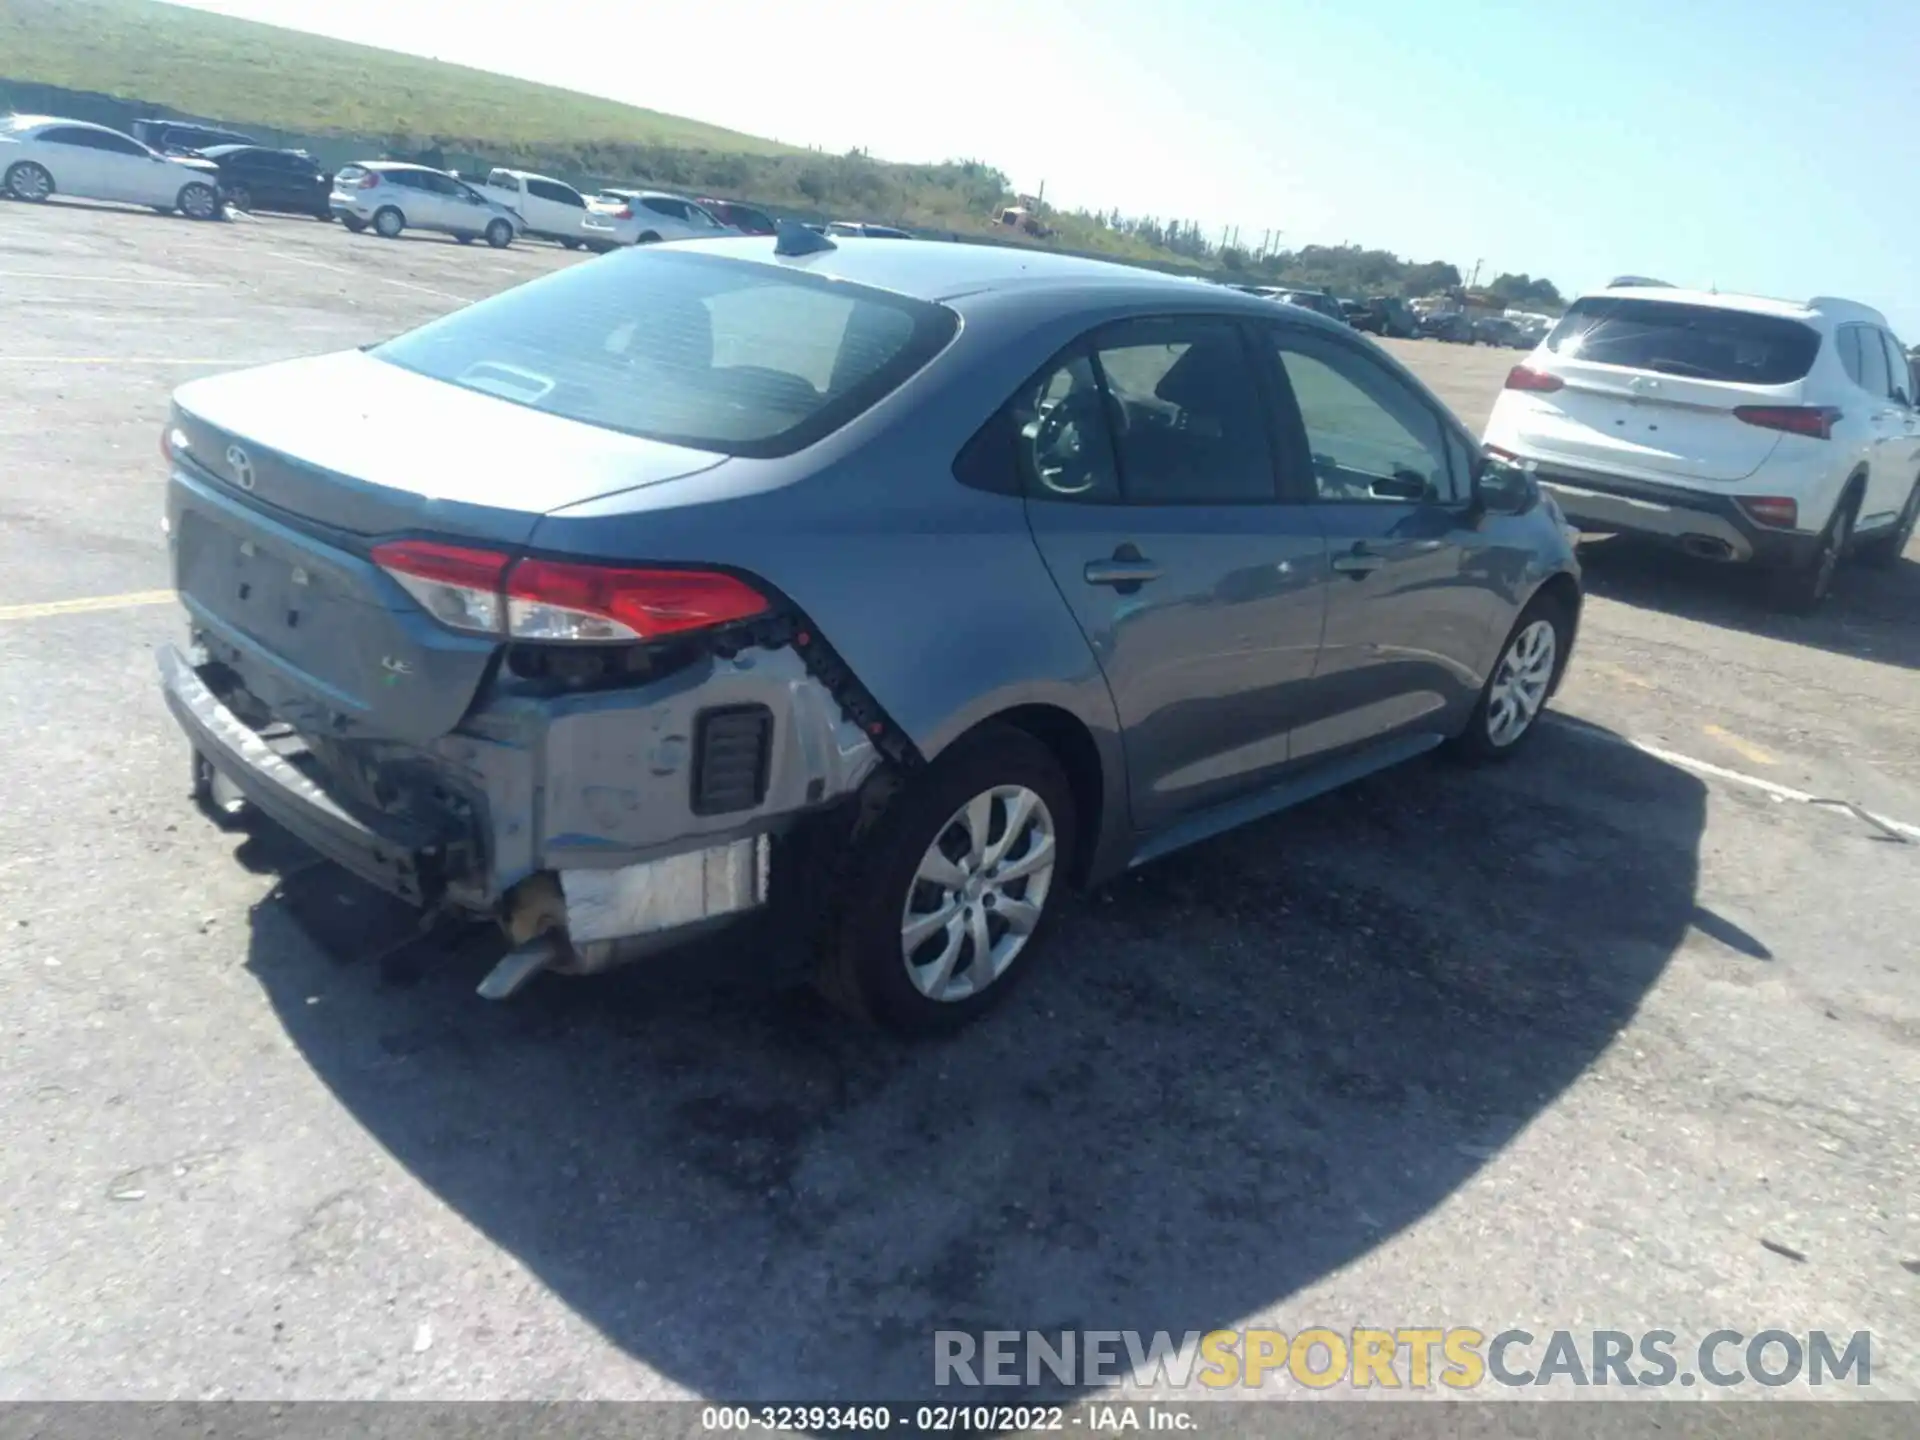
159 227 1580 1033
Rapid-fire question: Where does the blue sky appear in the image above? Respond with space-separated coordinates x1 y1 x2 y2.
169 0 1920 333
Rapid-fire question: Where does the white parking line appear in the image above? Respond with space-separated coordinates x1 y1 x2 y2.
1551 715 1920 842
263 250 474 304
0 272 220 288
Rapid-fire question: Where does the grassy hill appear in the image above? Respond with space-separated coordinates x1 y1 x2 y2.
0 0 1532 298
0 0 795 154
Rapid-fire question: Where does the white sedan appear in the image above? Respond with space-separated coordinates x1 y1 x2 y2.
1 115 225 219
581 189 736 249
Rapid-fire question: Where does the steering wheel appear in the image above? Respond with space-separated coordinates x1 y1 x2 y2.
1024 391 1108 496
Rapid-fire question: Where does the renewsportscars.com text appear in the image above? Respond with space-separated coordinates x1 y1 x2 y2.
934 1327 1873 1390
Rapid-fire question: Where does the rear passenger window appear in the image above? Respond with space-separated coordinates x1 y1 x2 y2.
1837 327 1866 388
1090 320 1275 503
1855 325 1891 398
1877 330 1911 404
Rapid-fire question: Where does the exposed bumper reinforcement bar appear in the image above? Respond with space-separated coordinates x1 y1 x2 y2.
157 644 443 905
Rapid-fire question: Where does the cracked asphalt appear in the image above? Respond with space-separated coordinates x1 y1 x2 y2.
1 198 1916 1414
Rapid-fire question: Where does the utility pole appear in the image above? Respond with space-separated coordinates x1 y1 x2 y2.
1469 258 1484 289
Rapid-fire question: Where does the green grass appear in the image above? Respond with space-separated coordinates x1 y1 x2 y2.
0 0 1526 295
0 0 795 153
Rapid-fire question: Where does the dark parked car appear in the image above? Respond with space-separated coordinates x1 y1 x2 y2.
1261 287 1346 322
1472 316 1524 348
158 238 1580 1035
1350 296 1420 338
699 198 778 235
1419 309 1475 343
195 145 332 219
130 119 255 156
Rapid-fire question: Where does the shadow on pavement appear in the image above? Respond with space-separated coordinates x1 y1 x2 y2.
243 719 1710 1401
1579 537 1920 670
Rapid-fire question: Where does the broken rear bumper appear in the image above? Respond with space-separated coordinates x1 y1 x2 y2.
159 643 448 904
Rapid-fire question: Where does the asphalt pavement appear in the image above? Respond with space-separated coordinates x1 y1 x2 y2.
1 199 1916 1409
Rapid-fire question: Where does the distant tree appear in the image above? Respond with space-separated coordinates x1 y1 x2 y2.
1219 246 1247 271
1401 260 1463 297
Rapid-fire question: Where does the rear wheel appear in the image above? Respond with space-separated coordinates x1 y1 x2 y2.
814 726 1074 1035
177 182 220 220
1450 594 1569 761
1771 492 1855 611
636 230 662 245
372 206 404 238
454 233 475 244
224 183 253 213
560 236 582 250
5 161 53 202
1859 480 1919 568
340 215 366 233
485 218 513 248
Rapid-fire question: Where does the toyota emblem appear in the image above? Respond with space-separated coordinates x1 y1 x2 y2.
226 444 255 492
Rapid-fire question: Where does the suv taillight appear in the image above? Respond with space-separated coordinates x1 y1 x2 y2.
372 541 772 643
1505 366 1564 393
1734 405 1839 440
614 204 633 219
357 172 381 189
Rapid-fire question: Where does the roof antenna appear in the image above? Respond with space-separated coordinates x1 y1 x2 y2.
775 218 836 256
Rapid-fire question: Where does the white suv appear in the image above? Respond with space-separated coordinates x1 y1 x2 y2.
1484 287 1920 608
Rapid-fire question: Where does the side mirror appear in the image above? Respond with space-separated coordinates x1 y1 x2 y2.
1473 453 1536 516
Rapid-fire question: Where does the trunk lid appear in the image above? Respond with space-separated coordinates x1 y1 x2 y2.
1507 361 1788 483
168 350 725 744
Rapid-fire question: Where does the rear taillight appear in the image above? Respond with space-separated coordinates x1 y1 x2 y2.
1734 405 1839 440
1505 366 1564 393
373 540 510 634
508 560 770 642
357 172 381 189
614 204 633 219
1738 497 1799 529
372 542 771 643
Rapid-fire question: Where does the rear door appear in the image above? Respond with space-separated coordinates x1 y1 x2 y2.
1260 323 1504 759
34 126 114 199
1869 328 1920 526
1017 316 1329 832
1836 324 1905 524
1516 297 1823 483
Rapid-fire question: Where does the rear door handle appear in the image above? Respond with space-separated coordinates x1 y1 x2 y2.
1084 558 1162 587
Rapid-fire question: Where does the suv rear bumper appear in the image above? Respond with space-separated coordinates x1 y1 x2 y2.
1533 463 1821 568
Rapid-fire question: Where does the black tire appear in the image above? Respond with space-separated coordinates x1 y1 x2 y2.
1449 591 1572 762
178 181 220 221
5 161 54 203
636 230 662 245
1770 490 1856 611
485 218 513 249
1859 480 1919 568
455 233 475 245
372 206 404 239
225 183 253 213
560 236 582 250
814 725 1076 1035
341 215 366 233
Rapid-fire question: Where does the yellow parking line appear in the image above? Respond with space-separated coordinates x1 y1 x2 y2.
1702 723 1778 767
0 590 175 622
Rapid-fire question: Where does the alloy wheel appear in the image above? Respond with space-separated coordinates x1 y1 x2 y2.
1486 619 1557 747
900 784 1057 1003
8 164 51 201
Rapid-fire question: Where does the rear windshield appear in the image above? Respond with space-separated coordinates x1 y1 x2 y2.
371 249 957 457
1546 298 1820 385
